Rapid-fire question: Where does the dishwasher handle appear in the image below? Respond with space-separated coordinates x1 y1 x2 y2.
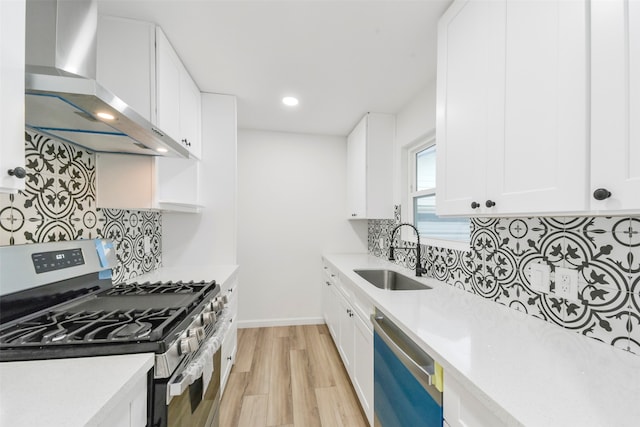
371 313 435 390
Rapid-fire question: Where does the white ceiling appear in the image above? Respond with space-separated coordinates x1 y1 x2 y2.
98 0 451 136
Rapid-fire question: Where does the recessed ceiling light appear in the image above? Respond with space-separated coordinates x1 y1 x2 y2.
282 96 299 106
156 147 168 153
96 112 115 120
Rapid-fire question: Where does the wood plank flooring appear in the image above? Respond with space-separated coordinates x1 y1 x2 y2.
220 325 369 427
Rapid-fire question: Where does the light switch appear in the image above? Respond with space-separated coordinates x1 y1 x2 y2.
529 263 550 293
144 236 151 254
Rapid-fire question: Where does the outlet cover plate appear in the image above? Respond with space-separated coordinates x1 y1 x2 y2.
555 266 578 300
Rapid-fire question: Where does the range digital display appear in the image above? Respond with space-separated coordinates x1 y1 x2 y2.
31 249 85 274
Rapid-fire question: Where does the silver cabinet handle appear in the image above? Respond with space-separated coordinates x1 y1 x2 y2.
371 313 434 389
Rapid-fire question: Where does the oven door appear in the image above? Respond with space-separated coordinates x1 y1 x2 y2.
157 344 221 427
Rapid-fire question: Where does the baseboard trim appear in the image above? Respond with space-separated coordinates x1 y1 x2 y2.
238 317 325 329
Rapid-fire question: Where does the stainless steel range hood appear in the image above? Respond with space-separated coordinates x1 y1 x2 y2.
25 0 188 158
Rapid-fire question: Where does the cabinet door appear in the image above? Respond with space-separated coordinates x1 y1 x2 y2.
97 16 156 122
0 0 26 194
444 374 508 427
436 0 494 215
353 313 373 425
179 68 202 159
336 292 354 376
437 0 588 216
485 0 587 214
321 270 334 333
591 0 640 211
221 324 237 393
156 28 182 146
326 283 339 343
346 116 367 218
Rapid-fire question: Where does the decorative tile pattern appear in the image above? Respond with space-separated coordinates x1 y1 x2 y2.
368 209 640 356
0 131 162 284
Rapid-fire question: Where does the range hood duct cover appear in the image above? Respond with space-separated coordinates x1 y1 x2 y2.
24 0 188 158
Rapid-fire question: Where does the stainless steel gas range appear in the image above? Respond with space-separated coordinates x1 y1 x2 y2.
0 239 228 427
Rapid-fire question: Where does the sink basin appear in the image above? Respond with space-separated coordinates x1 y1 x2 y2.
353 269 431 291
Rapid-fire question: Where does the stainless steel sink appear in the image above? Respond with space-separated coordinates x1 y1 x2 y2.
353 269 432 291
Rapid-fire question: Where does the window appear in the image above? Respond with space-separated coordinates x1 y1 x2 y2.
408 139 469 244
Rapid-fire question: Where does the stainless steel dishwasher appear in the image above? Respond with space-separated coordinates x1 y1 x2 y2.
371 308 443 427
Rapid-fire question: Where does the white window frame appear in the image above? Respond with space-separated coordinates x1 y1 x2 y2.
402 136 470 251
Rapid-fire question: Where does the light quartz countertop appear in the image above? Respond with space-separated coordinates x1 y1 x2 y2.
128 264 238 285
0 353 153 427
324 253 640 427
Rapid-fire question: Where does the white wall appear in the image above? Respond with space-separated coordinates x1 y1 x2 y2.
162 93 238 266
237 129 367 327
393 80 437 206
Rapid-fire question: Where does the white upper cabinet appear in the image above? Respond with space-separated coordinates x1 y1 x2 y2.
590 0 640 212
156 28 202 159
97 16 156 123
97 17 201 158
96 153 201 212
346 113 395 219
96 17 202 212
0 0 26 194
436 0 588 216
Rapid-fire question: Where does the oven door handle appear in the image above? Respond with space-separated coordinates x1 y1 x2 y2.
169 371 194 397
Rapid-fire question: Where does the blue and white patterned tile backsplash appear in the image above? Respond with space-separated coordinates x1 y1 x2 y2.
0 132 162 284
368 206 640 355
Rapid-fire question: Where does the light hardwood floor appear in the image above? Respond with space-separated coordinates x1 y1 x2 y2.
220 325 369 427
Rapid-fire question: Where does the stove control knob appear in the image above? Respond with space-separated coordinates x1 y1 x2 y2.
201 311 216 325
191 327 206 343
179 336 199 355
213 299 224 311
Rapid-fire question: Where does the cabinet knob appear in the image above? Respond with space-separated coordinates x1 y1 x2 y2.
227 356 232 361
593 188 612 201
485 200 496 208
351 213 357 217
325 281 332 286
470 201 480 209
7 167 26 179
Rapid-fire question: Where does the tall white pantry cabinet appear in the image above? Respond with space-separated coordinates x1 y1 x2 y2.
436 0 640 217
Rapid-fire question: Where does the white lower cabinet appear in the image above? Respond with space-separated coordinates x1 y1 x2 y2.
96 372 148 427
352 310 373 423
444 374 508 427
336 290 355 375
221 274 238 393
321 260 374 425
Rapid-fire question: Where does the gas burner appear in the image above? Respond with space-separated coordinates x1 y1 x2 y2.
106 280 211 296
0 307 187 346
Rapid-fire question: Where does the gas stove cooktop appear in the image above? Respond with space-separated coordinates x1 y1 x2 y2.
0 241 223 366
0 278 220 361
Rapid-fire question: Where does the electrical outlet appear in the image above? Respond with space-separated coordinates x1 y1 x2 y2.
379 237 385 249
529 263 550 293
144 236 151 254
554 266 578 300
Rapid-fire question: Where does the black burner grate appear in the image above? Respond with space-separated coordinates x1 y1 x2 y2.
105 280 212 296
0 307 187 345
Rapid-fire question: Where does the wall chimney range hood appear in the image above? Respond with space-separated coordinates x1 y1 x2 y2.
25 0 188 158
